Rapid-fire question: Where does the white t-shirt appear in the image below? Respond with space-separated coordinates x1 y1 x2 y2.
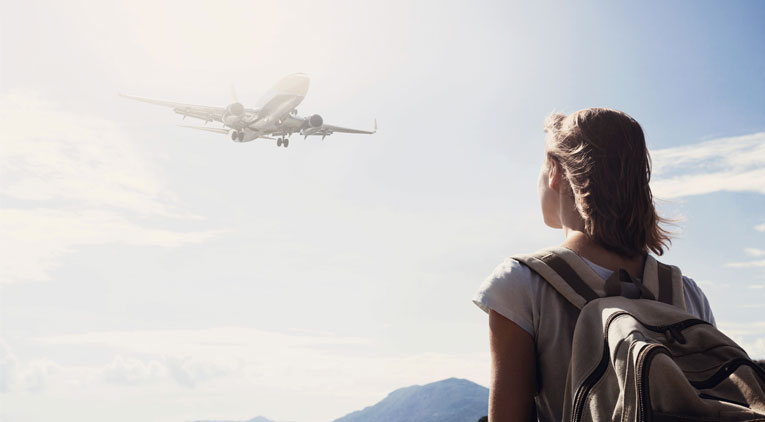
473 256 716 340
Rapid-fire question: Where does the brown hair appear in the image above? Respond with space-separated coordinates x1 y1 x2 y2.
543 108 672 257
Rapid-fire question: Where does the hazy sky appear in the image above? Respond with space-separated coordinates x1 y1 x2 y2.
1 1 764 422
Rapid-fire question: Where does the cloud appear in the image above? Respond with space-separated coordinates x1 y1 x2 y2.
0 92 181 216
726 248 765 269
37 327 372 358
0 92 222 283
0 339 62 392
718 321 765 359
164 356 239 388
745 248 765 257
100 354 236 388
651 132 765 198
0 340 17 393
101 355 166 385
727 261 765 268
756 224 765 232
36 327 489 394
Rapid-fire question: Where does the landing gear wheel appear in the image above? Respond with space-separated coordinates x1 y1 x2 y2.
238 131 244 141
231 131 238 141
277 138 283 147
283 138 289 148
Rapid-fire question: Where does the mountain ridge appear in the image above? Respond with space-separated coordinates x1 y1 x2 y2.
190 416 279 422
334 377 489 422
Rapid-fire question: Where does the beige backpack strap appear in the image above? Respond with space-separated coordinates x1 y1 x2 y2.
642 255 687 311
512 247 603 310
513 247 687 311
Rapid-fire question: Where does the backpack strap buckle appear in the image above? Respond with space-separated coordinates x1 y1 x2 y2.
604 268 656 301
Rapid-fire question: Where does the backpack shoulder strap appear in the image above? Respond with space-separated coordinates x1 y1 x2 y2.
512 247 687 311
642 255 687 311
512 247 603 310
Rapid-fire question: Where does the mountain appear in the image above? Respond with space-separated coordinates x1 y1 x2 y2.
247 417 275 422
190 416 276 422
334 378 489 422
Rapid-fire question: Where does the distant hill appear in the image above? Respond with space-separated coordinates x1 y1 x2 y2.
334 378 489 422
191 416 277 422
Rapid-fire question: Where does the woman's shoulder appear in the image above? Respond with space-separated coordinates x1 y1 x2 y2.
680 275 717 326
472 257 545 338
481 257 544 292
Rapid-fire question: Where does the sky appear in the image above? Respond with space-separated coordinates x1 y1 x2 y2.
1 1 764 421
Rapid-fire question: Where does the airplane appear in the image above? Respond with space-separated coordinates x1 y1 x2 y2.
120 73 376 147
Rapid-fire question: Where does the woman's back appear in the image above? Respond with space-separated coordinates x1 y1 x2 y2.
473 251 715 421
474 108 716 421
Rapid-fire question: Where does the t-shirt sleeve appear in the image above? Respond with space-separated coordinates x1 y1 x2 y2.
682 276 717 327
472 258 537 338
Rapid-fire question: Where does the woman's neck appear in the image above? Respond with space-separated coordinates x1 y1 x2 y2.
560 230 646 279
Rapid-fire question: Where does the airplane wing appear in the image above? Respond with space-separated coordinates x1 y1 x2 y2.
303 119 377 137
178 125 230 135
120 93 226 123
180 125 282 141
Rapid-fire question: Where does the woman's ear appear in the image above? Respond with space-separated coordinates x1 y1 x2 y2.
548 157 562 193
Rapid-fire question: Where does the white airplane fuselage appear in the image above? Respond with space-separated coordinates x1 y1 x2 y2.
230 74 316 142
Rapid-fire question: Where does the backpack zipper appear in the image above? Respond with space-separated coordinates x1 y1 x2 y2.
698 392 750 409
571 311 625 422
571 312 711 422
571 343 610 421
690 358 765 390
636 344 668 422
640 318 709 344
639 355 765 419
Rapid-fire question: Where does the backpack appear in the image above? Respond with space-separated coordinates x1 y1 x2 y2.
512 247 765 421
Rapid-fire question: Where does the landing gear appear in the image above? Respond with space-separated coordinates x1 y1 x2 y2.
238 131 244 141
283 138 289 148
277 138 283 147
276 137 290 148
231 131 245 141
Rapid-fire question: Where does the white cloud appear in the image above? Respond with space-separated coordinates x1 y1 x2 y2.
0 92 181 216
0 339 62 392
745 248 765 257
101 355 166 385
100 354 236 388
756 224 765 232
718 321 765 359
651 132 765 198
0 92 222 283
725 248 765 269
36 327 489 395
0 340 17 393
727 261 765 268
37 327 373 364
164 356 240 388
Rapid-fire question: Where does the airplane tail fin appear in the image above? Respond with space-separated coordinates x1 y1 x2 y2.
230 84 239 103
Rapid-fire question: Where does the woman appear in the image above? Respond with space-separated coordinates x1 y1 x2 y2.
472 108 716 421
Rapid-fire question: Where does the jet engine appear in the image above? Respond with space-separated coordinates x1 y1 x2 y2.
307 114 323 128
223 102 245 127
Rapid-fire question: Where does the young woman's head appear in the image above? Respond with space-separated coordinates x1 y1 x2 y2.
538 108 671 257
